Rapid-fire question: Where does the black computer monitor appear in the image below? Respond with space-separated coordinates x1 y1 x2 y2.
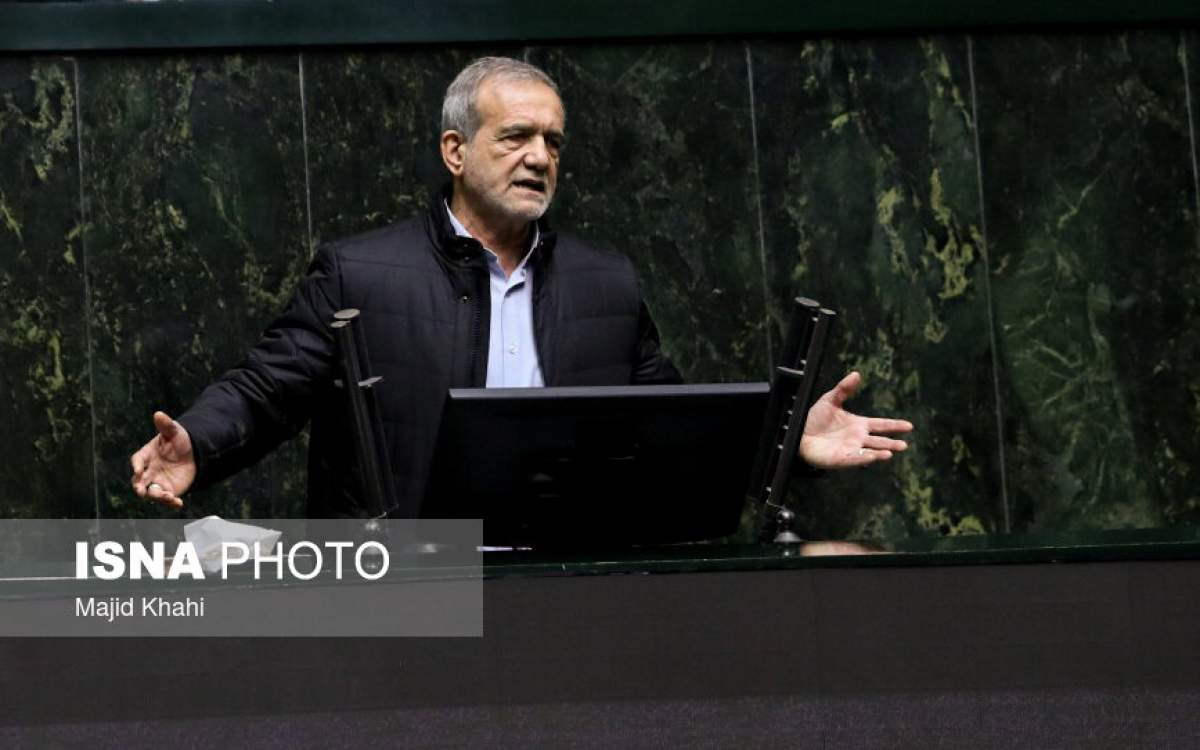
423 383 770 547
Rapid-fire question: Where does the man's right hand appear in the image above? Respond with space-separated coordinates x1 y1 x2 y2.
130 411 195 510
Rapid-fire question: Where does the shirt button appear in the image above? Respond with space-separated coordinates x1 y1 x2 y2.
508 345 517 355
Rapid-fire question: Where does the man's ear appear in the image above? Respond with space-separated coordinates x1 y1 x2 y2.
440 130 467 176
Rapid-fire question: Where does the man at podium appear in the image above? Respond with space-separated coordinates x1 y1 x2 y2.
130 56 912 517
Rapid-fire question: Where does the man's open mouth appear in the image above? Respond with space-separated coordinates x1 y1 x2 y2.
513 179 546 193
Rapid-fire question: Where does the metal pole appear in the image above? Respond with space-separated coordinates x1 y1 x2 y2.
331 310 395 518
747 296 837 542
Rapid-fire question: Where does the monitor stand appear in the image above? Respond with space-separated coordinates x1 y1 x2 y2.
748 297 837 543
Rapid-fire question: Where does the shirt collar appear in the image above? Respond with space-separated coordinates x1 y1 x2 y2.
445 201 539 268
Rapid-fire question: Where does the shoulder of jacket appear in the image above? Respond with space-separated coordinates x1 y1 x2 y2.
551 231 636 275
316 216 429 267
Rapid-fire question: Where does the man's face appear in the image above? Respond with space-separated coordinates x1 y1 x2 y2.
455 76 565 227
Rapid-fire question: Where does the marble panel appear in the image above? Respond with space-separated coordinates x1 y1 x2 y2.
79 54 311 518
527 42 770 382
750 37 1004 544
0 58 94 517
1184 28 1200 524
974 31 1200 530
303 46 522 244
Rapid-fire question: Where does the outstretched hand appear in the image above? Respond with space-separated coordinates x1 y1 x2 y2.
130 411 195 510
799 371 913 470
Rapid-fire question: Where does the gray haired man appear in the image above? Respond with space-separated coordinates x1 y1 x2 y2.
131 56 912 516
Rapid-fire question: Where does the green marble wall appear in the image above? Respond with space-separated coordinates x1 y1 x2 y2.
1 30 1198 544
0 58 92 518
976 31 1200 533
751 37 1002 542
79 54 312 518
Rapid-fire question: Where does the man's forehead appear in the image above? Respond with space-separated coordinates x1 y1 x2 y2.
476 76 564 121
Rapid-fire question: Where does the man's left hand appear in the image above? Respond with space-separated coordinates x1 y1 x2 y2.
799 371 913 470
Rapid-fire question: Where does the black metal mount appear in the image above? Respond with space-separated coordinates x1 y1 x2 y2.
330 308 397 519
747 297 837 543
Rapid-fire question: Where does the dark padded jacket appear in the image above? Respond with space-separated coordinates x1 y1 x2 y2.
177 194 681 517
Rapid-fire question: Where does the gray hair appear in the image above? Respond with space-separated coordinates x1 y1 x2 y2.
441 57 563 140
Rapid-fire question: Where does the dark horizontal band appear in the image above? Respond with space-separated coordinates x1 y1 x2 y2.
2 0 1198 53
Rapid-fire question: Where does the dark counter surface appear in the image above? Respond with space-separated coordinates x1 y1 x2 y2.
480 526 1200 578
5 525 1199 596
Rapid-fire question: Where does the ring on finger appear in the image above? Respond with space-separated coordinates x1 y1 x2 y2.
148 482 163 493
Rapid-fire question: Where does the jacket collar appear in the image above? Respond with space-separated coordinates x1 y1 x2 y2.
427 183 557 262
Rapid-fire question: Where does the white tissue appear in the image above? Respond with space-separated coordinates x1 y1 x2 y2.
183 515 282 575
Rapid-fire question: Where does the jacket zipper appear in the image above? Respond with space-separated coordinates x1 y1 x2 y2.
531 238 548 385
469 284 482 386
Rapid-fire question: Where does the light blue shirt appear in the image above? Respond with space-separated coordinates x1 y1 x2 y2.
446 204 545 387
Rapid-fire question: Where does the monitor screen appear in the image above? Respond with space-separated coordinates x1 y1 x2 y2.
423 383 770 547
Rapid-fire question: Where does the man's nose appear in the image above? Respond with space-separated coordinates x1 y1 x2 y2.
523 137 550 170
